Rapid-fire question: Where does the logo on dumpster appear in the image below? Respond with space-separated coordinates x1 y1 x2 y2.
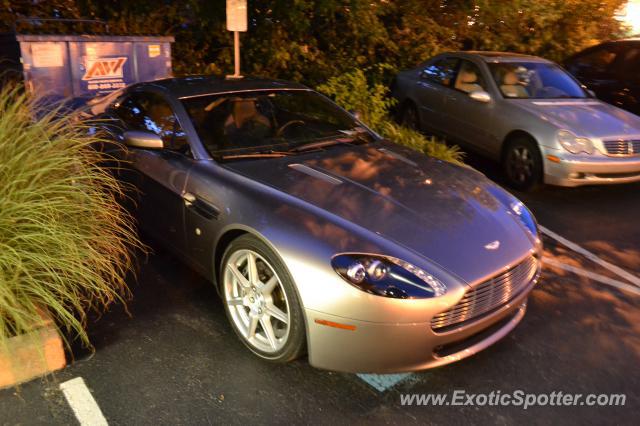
82 57 128 80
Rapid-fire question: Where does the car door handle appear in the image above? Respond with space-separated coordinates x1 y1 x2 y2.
182 192 220 220
182 191 197 207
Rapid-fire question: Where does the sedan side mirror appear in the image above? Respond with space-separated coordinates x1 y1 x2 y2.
123 131 164 149
469 90 492 103
587 89 596 98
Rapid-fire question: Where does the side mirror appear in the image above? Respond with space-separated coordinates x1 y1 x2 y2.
123 131 164 149
469 90 492 103
587 89 596 98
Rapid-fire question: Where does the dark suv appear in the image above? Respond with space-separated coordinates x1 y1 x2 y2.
565 38 640 115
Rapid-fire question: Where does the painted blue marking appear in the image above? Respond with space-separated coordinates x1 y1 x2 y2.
357 373 414 392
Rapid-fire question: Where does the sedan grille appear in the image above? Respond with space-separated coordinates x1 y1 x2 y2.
431 256 539 332
603 140 640 156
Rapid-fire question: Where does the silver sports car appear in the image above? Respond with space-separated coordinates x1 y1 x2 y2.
392 51 640 190
95 76 542 373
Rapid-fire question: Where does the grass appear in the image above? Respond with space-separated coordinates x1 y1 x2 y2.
0 85 142 349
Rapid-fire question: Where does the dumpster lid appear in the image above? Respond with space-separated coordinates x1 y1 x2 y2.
14 34 174 43
9 17 173 42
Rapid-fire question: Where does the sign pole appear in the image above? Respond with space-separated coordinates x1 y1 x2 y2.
233 31 241 77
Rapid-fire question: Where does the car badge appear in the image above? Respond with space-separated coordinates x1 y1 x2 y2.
629 141 634 155
484 240 500 250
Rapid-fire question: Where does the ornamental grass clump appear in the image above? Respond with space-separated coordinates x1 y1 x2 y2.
0 85 141 348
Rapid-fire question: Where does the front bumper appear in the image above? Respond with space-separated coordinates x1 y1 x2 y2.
543 150 640 187
305 284 532 373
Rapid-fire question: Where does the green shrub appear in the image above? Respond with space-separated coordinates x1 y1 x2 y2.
317 68 395 131
379 122 464 166
0 85 141 348
318 69 465 165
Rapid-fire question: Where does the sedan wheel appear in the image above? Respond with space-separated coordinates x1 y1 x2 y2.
503 137 542 191
221 235 305 361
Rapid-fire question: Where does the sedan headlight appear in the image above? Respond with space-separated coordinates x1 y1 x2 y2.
557 130 594 155
331 254 446 299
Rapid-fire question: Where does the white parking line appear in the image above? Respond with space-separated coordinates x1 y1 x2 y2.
60 377 108 426
540 225 640 287
542 257 640 297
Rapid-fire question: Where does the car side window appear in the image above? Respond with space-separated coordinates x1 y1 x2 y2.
115 92 190 156
453 60 488 94
568 45 618 75
420 58 459 87
616 47 640 78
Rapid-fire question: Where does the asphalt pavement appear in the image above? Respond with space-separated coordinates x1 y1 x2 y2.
1 157 639 425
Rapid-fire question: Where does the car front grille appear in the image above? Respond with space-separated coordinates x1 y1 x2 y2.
431 255 540 332
603 139 640 156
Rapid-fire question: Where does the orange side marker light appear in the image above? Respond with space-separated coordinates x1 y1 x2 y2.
315 319 357 331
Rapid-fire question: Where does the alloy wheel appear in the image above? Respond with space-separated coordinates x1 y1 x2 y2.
223 249 291 354
506 146 535 185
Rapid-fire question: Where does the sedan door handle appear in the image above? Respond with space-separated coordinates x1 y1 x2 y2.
182 191 197 207
182 191 220 220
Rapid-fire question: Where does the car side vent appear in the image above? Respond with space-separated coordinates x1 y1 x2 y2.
288 164 342 185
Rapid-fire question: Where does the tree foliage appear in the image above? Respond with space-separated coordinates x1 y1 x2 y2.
0 0 626 85
455 0 627 62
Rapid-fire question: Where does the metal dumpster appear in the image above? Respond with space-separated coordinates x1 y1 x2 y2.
0 33 174 105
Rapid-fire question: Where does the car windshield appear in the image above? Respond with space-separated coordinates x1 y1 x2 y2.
181 89 369 159
488 62 587 99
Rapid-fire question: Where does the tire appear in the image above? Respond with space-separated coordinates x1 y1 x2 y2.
400 101 420 131
219 234 306 362
502 136 543 191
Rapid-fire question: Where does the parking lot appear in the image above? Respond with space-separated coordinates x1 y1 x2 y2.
1 153 638 425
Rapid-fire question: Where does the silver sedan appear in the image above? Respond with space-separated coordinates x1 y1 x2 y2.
392 51 640 189
93 77 542 372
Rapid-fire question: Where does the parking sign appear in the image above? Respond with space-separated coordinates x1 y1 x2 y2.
227 0 247 32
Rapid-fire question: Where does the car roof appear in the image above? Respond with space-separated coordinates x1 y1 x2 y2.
136 75 310 99
446 51 551 63
610 37 640 43
566 38 640 60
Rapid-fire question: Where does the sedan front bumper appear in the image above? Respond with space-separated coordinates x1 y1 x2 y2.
543 150 640 187
304 286 531 373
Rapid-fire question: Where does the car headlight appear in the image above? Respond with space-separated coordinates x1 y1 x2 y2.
510 200 539 238
557 130 594 155
331 254 446 299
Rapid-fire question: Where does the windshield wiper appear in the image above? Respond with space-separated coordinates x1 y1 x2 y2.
290 137 355 153
291 127 373 153
219 151 293 161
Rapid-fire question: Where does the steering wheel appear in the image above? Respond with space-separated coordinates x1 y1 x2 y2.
276 120 306 137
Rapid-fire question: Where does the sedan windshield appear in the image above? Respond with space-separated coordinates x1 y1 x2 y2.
488 62 587 99
181 89 369 160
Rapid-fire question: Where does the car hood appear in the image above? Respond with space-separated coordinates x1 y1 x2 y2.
514 99 640 138
225 142 535 284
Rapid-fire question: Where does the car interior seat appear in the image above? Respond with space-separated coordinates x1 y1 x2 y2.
455 69 483 93
224 98 273 144
500 72 529 98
